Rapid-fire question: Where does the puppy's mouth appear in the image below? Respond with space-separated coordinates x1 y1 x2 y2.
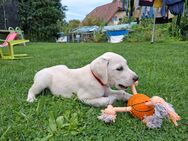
118 84 128 90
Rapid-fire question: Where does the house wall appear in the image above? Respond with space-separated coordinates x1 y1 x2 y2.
108 11 126 25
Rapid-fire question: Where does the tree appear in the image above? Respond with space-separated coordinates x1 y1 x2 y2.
82 17 106 26
0 0 7 29
68 20 81 29
0 0 6 4
18 0 67 41
61 19 81 34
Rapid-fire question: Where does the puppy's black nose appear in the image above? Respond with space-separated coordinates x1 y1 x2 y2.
133 76 139 82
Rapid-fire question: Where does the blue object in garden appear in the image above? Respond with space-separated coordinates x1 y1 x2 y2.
106 29 129 37
106 29 129 43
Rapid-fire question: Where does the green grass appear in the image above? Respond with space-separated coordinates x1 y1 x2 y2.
0 41 188 141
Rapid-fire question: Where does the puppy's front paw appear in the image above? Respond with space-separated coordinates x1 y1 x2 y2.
108 96 116 104
27 95 36 103
122 92 132 101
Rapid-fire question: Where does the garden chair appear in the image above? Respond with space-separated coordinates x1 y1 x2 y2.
0 32 29 60
15 27 26 46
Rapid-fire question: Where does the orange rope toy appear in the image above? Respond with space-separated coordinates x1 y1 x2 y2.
127 84 154 120
98 82 181 128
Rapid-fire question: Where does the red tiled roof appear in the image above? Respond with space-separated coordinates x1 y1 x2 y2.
84 0 123 23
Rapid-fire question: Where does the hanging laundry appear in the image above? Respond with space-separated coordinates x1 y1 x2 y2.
155 8 173 24
155 17 172 24
130 0 134 17
153 0 162 8
122 0 129 16
141 6 154 18
161 0 185 17
168 10 174 19
139 0 154 7
134 0 141 18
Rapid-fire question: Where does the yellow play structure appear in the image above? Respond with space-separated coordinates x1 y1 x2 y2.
0 27 29 60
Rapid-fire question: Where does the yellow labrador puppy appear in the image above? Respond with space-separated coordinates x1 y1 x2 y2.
27 52 138 107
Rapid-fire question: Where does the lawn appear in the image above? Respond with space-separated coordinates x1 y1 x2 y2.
0 41 188 141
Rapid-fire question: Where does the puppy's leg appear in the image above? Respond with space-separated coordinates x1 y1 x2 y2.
79 96 116 107
27 83 46 102
77 90 116 107
105 88 132 101
27 71 51 102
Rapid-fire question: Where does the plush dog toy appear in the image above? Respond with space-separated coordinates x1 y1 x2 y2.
98 83 181 128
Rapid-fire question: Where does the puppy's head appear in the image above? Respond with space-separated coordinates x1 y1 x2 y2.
90 52 138 90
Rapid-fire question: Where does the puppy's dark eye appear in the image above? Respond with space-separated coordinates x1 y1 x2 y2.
116 66 123 71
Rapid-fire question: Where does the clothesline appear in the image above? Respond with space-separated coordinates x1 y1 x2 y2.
122 0 186 43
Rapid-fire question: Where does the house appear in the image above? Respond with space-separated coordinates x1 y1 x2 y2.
84 0 126 25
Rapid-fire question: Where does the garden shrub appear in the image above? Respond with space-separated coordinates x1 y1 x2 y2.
93 31 107 43
126 19 171 42
169 17 188 41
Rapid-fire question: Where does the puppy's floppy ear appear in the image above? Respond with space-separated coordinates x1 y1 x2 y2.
90 56 109 85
